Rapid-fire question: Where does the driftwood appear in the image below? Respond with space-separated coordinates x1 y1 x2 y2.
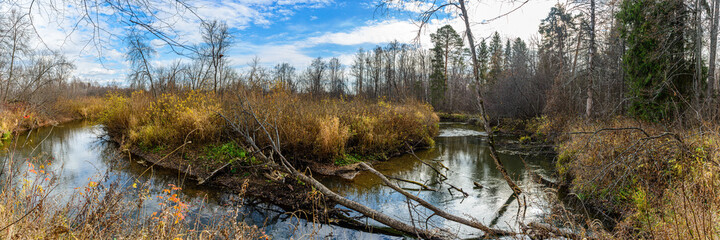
388 176 437 191
197 162 232 185
446 183 469 198
359 162 515 237
407 144 448 180
288 164 447 239
525 222 595 240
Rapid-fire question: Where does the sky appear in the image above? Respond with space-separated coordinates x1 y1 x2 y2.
4 0 561 85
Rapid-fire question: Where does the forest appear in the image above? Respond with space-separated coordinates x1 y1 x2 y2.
0 0 719 239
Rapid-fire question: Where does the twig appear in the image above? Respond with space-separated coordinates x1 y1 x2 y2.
389 176 437 191
197 161 232 185
360 162 514 237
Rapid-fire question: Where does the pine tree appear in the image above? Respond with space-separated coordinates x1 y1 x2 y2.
488 32 504 84
617 0 692 121
429 25 464 107
477 39 490 84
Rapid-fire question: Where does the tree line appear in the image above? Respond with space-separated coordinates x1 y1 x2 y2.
5 0 720 124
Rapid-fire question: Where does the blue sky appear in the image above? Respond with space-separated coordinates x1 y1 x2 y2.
8 0 559 84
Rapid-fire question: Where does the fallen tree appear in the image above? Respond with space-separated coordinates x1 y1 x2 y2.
218 99 527 239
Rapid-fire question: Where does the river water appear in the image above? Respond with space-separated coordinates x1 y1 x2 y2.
0 121 555 239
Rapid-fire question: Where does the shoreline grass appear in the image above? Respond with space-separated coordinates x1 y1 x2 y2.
0 96 105 146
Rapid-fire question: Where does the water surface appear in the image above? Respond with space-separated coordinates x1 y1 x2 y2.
0 121 554 239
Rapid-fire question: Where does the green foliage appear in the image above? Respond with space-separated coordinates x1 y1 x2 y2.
334 154 363 166
488 31 504 83
477 39 490 83
1 132 10 141
429 25 464 107
203 142 248 164
617 0 693 122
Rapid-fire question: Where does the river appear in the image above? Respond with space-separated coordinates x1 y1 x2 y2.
0 121 555 239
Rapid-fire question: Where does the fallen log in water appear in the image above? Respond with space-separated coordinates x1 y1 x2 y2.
359 162 515 237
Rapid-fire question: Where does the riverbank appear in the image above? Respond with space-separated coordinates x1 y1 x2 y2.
0 97 104 142
542 116 720 238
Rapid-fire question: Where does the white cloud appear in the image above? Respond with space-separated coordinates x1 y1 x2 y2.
307 20 422 46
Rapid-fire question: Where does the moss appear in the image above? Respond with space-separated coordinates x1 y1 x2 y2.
334 154 363 166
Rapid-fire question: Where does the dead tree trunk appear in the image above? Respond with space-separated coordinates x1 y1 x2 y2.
586 0 596 117
458 0 522 196
711 0 720 95
360 162 515 237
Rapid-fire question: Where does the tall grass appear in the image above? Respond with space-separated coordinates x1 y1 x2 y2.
549 117 720 238
99 91 222 147
228 90 439 163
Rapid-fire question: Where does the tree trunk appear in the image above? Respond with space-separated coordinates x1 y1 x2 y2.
696 0 703 103
711 0 720 95
3 41 17 103
458 0 522 196
586 0 596 117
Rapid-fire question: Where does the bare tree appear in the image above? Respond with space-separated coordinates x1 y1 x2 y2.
200 20 232 94
17 52 74 104
125 31 157 96
587 0 596 117
305 57 326 96
328 57 345 96
711 0 720 94
0 10 31 102
351 49 366 96
273 63 296 92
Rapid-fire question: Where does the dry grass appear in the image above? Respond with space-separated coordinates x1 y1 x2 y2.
230 90 439 163
548 116 720 238
0 96 105 141
98 89 438 164
99 91 222 147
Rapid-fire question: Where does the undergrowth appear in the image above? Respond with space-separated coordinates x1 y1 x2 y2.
546 116 720 238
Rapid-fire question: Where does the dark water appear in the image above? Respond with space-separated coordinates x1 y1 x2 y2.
0 121 555 239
